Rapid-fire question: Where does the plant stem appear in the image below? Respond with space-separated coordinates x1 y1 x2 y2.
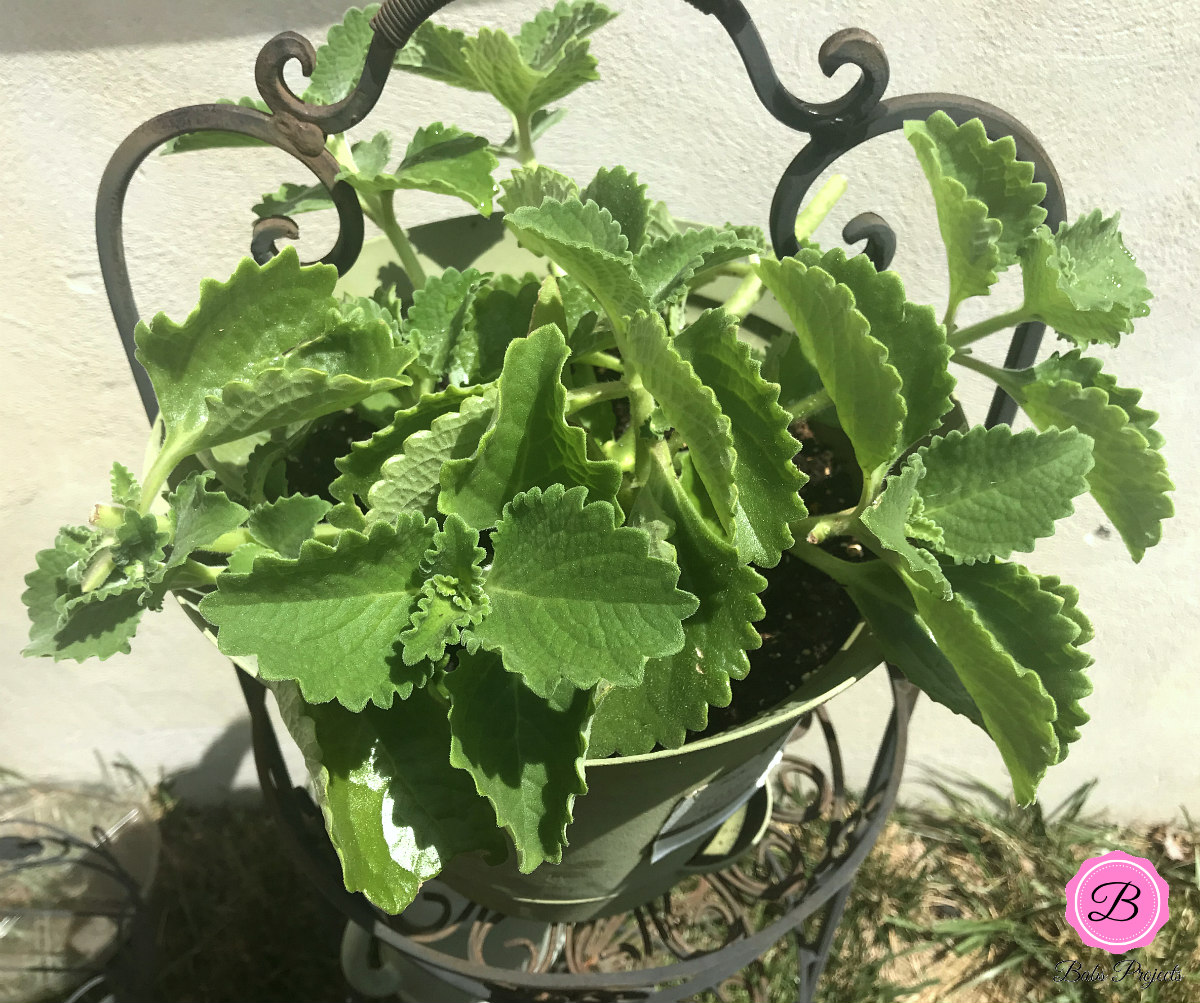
787 388 833 422
952 350 1023 393
168 559 224 589
575 351 624 373
788 539 859 586
564 379 630 415
794 173 848 244
513 112 538 168
948 307 1031 349
375 190 427 290
722 267 764 321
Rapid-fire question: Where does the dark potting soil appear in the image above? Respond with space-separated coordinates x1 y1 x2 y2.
694 419 864 739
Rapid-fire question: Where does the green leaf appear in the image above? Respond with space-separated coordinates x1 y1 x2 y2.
942 561 1092 761
907 578 1058 804
22 527 146 662
166 471 251 568
439 325 621 529
503 198 647 322
624 312 738 533
471 484 698 696
246 494 332 558
110 463 140 508
368 393 495 521
590 459 766 756
136 249 413 468
392 22 483 90
344 124 498 216
675 309 806 566
1019 211 1152 347
634 226 761 307
756 257 904 476
515 0 617 69
253 182 334 220
471 274 542 381
274 681 504 916
497 165 579 214
581 166 650 253
761 331 822 412
303 5 380 106
465 25 600 120
332 386 488 507
1016 374 1173 561
528 275 569 338
447 649 592 872
794 246 955 448
859 456 951 599
1032 351 1164 449
398 516 489 665
350 131 392 176
911 425 1095 564
159 97 271 155
904 111 1047 311
199 516 437 710
838 559 983 729
407 267 491 383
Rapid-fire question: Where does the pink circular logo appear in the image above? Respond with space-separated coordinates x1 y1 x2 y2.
1065 850 1170 952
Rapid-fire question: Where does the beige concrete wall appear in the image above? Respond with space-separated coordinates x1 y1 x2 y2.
2 1 1196 816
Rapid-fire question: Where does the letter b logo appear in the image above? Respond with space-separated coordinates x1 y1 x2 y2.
1066 851 1169 952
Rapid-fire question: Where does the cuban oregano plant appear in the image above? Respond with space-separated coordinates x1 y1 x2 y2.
22 2 1173 915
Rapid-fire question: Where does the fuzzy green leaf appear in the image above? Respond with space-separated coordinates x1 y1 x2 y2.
343 124 498 216
199 516 437 710
166 471 251 568
110 463 140 508
399 516 489 665
634 227 761 307
471 484 698 697
590 460 765 755
407 267 491 384
515 0 617 68
625 312 738 533
471 274 543 380
904 111 1047 311
1015 372 1173 561
859 457 951 599
253 182 334 220
581 166 650 252
794 246 955 448
369 393 495 521
839 559 983 729
498 165 579 214
136 249 413 468
907 578 1058 804
675 309 806 566
942 561 1092 761
465 25 600 119
303 5 380 106
246 494 332 559
911 425 1094 564
274 681 504 916
1032 351 1164 449
440 325 621 529
447 649 592 871
332 386 488 507
392 22 483 90
503 198 647 321
757 257 904 476
1020 211 1152 347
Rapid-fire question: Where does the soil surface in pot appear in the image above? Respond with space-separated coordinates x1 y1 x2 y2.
695 418 862 738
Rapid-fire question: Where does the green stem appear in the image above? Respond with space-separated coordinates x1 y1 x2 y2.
139 442 185 513
947 307 1031 349
375 190 427 290
576 351 624 373
513 112 538 168
788 539 860 586
786 388 833 422
722 268 764 321
791 463 886 544
167 559 224 589
564 379 630 415
951 350 1024 394
794 174 848 244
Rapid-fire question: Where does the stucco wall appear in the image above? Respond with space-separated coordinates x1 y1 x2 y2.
2 1 1196 818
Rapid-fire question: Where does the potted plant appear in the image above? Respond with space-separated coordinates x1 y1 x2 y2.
21 1 1173 925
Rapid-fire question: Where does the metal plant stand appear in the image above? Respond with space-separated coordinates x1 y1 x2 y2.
92 0 1066 999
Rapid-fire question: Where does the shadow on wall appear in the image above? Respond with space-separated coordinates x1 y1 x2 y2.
164 718 254 803
2 0 493 53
